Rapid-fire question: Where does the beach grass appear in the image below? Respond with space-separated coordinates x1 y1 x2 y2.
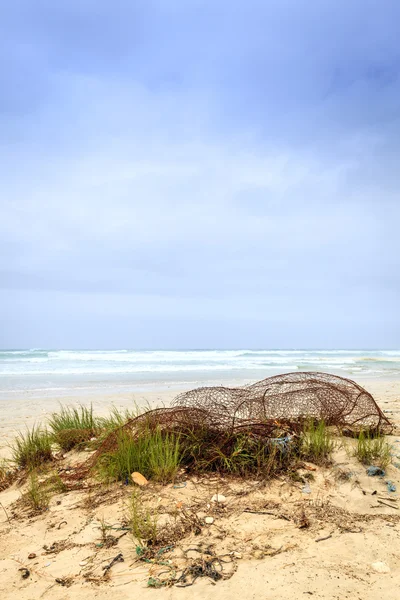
24 471 50 511
97 427 181 484
129 489 158 547
48 404 98 451
179 428 293 477
10 426 53 469
353 430 391 469
97 404 144 435
300 420 334 464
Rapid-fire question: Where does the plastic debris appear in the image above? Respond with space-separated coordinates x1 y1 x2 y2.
386 481 397 493
269 435 293 453
302 483 311 494
367 466 385 477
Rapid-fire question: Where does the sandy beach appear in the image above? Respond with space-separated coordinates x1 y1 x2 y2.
1 375 399 599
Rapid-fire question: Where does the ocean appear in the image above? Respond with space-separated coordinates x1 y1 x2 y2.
0 349 399 400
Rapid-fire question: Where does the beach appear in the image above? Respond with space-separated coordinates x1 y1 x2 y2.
1 352 399 599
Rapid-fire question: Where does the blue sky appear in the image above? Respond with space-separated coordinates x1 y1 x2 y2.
1 1 399 349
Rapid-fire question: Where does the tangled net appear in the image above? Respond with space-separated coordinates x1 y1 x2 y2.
172 371 391 432
73 372 390 477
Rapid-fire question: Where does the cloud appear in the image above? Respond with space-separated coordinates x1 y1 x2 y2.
1 0 399 347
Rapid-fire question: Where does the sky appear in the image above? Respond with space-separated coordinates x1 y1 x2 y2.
1 0 400 349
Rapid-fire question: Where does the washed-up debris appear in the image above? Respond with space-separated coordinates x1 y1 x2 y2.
72 372 392 484
103 552 124 575
173 372 392 432
131 472 148 486
19 567 30 579
302 483 311 494
367 466 385 477
298 510 310 529
269 435 293 453
371 561 390 573
315 534 332 542
175 549 233 587
55 577 73 587
377 499 398 510
211 494 226 504
386 481 396 492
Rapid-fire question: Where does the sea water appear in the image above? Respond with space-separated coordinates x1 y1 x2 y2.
0 349 399 399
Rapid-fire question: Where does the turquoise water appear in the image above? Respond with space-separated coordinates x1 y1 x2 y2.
0 349 399 398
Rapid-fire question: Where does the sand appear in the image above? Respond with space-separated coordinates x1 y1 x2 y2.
1 378 399 599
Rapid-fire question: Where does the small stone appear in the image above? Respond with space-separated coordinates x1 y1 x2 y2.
19 568 30 579
253 550 264 560
131 472 149 486
211 494 226 504
204 516 214 524
79 560 88 567
233 552 242 559
28 553 36 559
371 561 390 573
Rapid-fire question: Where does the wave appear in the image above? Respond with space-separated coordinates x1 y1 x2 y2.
1 350 400 383
0 364 302 376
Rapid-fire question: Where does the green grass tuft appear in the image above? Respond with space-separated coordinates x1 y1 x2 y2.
129 489 158 547
24 471 50 511
300 420 334 464
98 405 141 434
48 404 98 451
179 428 294 477
11 426 53 469
97 428 181 484
353 430 391 469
